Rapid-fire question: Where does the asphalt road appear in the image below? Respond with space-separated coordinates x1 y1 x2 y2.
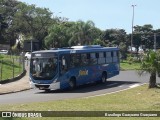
0 71 153 104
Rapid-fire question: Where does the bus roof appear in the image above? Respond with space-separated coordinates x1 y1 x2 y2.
32 45 119 54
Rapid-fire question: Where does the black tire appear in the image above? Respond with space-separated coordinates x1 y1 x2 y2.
69 78 76 90
101 73 107 83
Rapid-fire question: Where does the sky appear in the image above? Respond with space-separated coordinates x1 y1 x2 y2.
19 0 160 33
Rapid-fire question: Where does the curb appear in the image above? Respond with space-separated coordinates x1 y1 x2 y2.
0 88 31 95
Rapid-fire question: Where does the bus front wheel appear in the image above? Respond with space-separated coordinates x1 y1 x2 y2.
69 78 76 90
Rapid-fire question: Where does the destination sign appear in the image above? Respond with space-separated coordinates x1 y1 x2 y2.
32 53 57 58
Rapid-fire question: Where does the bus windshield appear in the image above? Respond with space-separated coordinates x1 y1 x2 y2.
30 57 58 80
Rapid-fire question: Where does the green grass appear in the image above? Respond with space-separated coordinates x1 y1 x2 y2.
0 85 160 120
120 60 141 70
1 85 159 111
0 55 23 81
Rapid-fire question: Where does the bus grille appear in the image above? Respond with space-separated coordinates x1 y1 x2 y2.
35 84 50 89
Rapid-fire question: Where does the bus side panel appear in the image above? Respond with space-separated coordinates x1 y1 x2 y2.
59 63 119 90
59 67 99 89
59 66 100 90
59 69 82 90
76 66 100 85
60 81 70 90
106 63 120 78
58 73 72 90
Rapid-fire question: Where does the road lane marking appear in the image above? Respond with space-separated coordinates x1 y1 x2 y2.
129 84 140 88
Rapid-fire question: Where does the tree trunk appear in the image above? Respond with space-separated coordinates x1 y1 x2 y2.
149 72 156 88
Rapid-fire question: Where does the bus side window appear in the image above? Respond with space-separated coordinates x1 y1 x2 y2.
90 53 97 65
70 54 81 68
113 51 118 62
96 53 99 58
81 54 88 66
81 53 90 66
106 52 112 63
98 52 106 64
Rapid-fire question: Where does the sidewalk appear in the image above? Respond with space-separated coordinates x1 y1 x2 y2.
0 66 31 95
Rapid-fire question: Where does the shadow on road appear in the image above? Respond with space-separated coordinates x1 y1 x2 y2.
35 80 140 94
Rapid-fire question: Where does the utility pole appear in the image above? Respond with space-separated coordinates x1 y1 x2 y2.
31 39 33 53
131 5 136 53
154 33 156 51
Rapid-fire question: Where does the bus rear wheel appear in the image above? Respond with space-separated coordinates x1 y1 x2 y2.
101 72 107 83
69 78 76 90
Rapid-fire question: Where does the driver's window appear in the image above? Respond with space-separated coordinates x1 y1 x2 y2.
33 58 41 77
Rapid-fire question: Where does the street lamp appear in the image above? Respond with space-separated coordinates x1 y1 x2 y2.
131 4 136 52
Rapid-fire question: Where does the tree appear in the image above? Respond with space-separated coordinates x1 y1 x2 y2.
132 34 141 53
13 2 52 49
133 24 154 52
45 22 70 48
102 29 128 59
0 0 20 46
68 20 98 46
154 29 160 49
139 50 160 88
0 14 8 30
92 39 106 46
102 29 128 46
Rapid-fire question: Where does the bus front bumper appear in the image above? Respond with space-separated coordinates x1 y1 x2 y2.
30 81 60 90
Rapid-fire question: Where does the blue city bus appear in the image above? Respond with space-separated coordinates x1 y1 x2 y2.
29 45 120 91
